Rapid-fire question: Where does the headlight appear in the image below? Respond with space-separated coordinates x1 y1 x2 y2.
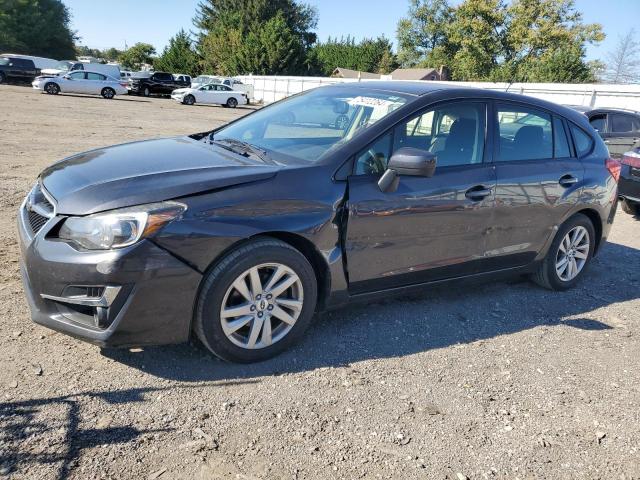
58 201 186 250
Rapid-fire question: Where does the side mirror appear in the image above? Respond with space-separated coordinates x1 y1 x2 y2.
378 147 437 193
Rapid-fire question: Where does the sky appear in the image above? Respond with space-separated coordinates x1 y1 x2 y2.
64 0 639 62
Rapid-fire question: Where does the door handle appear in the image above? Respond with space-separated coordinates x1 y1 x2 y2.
465 186 492 201
559 175 578 187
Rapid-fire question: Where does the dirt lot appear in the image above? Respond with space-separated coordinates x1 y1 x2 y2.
1 84 639 480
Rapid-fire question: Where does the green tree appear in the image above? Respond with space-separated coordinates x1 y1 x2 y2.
309 36 396 76
396 0 452 68
0 0 76 59
153 30 201 75
118 43 156 71
396 0 604 82
195 0 317 75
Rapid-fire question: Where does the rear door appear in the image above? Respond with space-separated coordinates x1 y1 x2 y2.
85 72 107 94
604 113 640 158
490 102 584 268
345 100 497 293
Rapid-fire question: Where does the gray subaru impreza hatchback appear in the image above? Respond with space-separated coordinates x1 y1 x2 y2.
18 82 619 362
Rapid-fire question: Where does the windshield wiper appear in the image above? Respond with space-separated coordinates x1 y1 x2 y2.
212 137 270 162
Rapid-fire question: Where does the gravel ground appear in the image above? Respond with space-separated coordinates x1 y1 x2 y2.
1 84 639 480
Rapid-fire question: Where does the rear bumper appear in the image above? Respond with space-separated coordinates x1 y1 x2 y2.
619 165 640 202
18 203 202 348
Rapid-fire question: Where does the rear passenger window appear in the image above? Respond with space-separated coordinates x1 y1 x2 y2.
610 114 635 133
553 117 571 158
497 106 552 161
570 124 594 157
86 73 105 80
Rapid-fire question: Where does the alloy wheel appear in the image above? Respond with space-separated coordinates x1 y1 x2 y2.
219 263 303 350
555 226 590 281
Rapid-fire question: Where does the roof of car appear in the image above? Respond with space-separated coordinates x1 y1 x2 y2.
325 81 591 126
585 107 640 116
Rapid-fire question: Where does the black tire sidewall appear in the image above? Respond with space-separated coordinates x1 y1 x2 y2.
543 214 596 290
621 199 640 216
45 82 58 94
227 97 237 108
196 242 317 363
102 88 114 99
0 73 5 84
184 95 194 105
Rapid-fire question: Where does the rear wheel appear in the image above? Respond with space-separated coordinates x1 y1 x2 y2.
183 94 195 105
226 97 238 108
143 86 150 97
531 213 595 290
620 199 640 216
101 87 115 99
194 238 318 363
44 82 59 95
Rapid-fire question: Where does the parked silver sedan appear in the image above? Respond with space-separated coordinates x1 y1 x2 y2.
32 70 128 99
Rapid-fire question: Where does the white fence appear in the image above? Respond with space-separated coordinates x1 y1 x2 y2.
237 74 640 111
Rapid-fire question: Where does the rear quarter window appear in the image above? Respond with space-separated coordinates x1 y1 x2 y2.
570 124 594 157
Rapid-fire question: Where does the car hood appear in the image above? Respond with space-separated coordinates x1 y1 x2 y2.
40 136 281 215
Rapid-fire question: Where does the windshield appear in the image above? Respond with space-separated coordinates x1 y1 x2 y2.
194 75 217 84
214 87 410 162
54 61 73 71
132 71 151 78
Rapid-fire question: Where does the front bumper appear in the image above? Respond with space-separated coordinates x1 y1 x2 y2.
18 197 202 348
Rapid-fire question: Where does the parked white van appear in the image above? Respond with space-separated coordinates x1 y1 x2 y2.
41 61 120 78
1 54 58 70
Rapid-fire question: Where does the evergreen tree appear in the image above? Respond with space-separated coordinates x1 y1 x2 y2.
154 30 201 75
0 0 76 59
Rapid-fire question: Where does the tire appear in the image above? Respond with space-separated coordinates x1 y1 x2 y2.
44 82 59 95
143 87 150 97
620 199 640 216
101 87 115 99
226 97 238 108
531 213 596 290
183 94 195 106
0 72 5 84
194 238 318 363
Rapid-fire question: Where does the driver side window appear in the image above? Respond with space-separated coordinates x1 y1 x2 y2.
354 101 486 175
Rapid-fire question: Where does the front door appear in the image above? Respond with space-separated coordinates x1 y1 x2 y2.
345 100 497 294
489 103 585 268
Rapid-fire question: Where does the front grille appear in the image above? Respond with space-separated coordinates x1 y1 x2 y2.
28 209 49 234
24 182 56 235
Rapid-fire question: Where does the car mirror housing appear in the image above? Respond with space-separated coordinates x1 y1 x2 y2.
378 148 437 193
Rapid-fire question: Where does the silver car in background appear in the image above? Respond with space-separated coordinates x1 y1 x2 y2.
32 70 128 99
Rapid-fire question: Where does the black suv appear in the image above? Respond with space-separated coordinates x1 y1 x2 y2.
585 108 640 159
0 56 39 84
128 71 179 97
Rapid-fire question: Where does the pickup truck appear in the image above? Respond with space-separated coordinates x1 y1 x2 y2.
128 71 185 96
0 56 39 84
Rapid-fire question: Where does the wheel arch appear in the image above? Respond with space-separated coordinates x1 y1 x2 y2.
574 208 603 255
196 232 331 315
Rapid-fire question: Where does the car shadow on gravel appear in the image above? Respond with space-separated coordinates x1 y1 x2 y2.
102 241 639 382
0 387 170 479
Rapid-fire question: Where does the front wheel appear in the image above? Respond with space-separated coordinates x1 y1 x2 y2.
194 238 318 363
226 97 238 108
101 87 115 99
531 213 595 290
142 87 150 97
183 94 195 105
44 82 60 95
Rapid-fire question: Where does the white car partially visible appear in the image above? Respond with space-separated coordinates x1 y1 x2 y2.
171 83 248 108
32 70 128 99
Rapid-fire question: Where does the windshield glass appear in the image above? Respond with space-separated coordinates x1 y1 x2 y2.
214 87 410 162
132 71 151 78
194 75 217 84
54 61 72 71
